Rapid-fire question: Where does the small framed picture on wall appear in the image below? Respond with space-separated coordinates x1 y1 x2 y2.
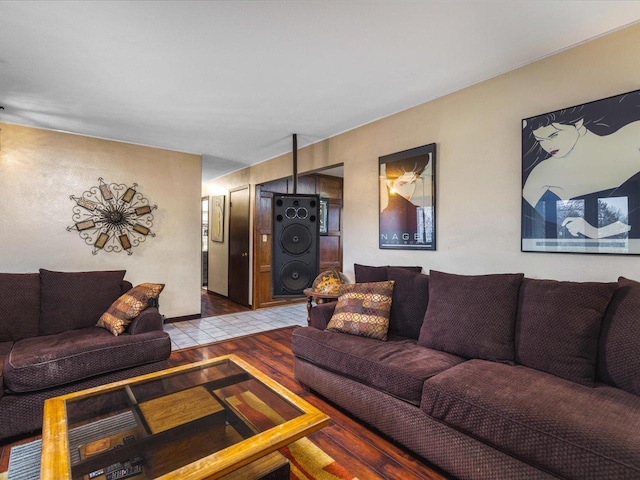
319 198 329 236
522 89 640 254
379 143 436 250
210 195 225 243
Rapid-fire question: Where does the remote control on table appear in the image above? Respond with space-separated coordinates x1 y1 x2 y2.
104 463 143 480
94 435 143 480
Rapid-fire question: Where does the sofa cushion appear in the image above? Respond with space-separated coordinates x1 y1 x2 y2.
0 273 40 342
354 264 388 283
292 326 465 405
418 270 524 364
327 281 394 341
516 278 616 386
598 277 640 396
387 267 429 339
0 341 13 399
97 283 165 336
39 269 126 335
422 359 640 480
0 341 12 358
354 264 422 283
3 328 170 393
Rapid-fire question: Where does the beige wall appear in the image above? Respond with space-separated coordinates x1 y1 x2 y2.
205 23 640 289
0 123 202 318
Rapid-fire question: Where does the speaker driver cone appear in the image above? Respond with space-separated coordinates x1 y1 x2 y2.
297 207 308 219
280 224 312 255
285 207 297 219
280 261 312 292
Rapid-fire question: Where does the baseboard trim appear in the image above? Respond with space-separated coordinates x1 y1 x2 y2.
164 313 200 324
204 289 227 299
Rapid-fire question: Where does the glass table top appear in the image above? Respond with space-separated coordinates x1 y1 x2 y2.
41 355 329 480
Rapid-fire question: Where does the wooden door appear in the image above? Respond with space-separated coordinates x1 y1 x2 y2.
253 179 289 309
228 186 250 307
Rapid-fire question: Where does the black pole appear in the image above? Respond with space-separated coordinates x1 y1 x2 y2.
292 133 298 194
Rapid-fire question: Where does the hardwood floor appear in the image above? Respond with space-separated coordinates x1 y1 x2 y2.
166 289 250 324
0 327 449 479
200 289 250 317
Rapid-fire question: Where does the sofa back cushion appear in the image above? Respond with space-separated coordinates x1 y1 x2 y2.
597 277 640 395
354 264 388 283
515 278 616 387
387 267 429 339
39 269 126 335
354 264 421 283
0 273 40 342
418 270 524 364
121 280 133 294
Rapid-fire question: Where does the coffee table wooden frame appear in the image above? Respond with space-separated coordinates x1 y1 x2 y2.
41 354 329 479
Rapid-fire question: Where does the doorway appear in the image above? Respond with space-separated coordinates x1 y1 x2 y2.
228 186 251 307
201 196 209 288
252 166 344 309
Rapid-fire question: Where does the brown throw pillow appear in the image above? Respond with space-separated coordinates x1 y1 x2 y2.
97 283 165 336
39 269 126 335
0 273 40 342
418 270 524 364
386 268 429 340
327 281 395 341
354 264 422 283
598 277 640 395
516 278 616 387
354 264 389 283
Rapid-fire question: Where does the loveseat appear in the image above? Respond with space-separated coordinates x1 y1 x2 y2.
0 269 171 442
292 264 640 480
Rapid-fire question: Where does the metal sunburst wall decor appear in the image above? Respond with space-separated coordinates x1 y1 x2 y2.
67 177 157 255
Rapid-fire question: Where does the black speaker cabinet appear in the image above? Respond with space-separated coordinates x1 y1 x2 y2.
272 194 320 298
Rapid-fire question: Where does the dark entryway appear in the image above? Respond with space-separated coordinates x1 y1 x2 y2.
201 196 209 288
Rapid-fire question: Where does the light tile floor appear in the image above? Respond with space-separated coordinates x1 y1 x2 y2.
163 303 308 351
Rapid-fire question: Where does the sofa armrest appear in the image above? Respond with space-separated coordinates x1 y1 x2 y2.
309 302 337 330
0 342 13 400
128 307 163 335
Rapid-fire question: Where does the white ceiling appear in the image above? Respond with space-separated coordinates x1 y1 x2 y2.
1 1 639 181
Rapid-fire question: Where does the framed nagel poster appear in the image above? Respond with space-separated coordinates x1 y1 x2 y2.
522 89 640 254
379 143 436 250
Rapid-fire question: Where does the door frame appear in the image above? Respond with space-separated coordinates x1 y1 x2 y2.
201 196 209 288
252 183 290 309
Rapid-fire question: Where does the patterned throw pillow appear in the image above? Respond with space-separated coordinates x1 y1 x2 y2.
326 281 395 341
97 283 164 336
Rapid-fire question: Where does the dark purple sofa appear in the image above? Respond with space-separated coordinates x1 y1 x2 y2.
0 269 171 442
292 265 640 480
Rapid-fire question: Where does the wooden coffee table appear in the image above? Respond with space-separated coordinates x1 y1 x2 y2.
40 354 329 479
